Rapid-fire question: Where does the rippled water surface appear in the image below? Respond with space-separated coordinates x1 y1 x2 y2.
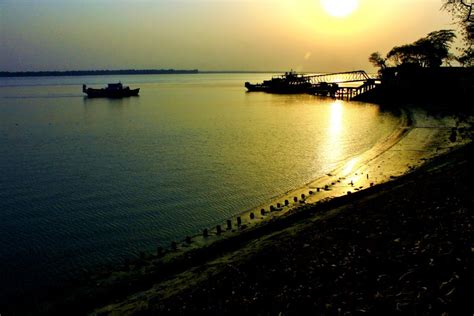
0 74 400 298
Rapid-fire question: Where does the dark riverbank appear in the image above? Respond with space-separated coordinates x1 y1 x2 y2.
93 142 473 315
355 66 474 107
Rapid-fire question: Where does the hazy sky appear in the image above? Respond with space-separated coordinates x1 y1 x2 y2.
0 0 455 72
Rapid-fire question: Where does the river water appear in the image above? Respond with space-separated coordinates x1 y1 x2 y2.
0 73 400 299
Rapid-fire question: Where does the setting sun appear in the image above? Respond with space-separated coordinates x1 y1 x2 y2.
320 0 359 17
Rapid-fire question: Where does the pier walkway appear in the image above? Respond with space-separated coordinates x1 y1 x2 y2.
245 70 380 100
305 70 379 100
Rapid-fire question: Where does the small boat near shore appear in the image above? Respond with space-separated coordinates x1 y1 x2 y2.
82 82 139 98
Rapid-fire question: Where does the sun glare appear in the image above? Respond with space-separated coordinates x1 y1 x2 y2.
320 0 359 18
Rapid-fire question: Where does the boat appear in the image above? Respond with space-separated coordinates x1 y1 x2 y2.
244 71 313 94
82 82 139 98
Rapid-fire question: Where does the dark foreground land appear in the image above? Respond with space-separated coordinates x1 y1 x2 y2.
7 143 473 315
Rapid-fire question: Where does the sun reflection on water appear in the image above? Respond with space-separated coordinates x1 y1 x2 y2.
329 100 343 134
343 157 358 175
320 100 345 168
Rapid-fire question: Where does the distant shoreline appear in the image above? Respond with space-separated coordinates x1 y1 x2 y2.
0 69 199 77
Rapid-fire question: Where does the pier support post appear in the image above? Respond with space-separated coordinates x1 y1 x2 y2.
227 219 232 230
216 225 222 235
237 216 242 226
203 228 209 238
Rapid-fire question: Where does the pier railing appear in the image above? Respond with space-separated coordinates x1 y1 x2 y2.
304 70 378 100
307 70 371 84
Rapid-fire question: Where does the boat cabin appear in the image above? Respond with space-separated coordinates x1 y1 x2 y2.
107 83 124 90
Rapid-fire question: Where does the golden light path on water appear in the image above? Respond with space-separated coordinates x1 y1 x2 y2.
331 101 360 175
319 100 366 176
329 100 343 134
321 100 344 169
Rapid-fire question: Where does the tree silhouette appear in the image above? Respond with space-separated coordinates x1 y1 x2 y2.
385 30 456 67
443 0 473 41
368 52 387 70
442 0 473 65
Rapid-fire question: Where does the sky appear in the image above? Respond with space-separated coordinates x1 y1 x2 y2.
0 0 456 72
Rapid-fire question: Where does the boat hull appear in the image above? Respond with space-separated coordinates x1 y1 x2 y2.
245 76 339 96
85 88 140 98
245 81 313 94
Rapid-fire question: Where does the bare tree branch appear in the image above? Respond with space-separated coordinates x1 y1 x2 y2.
466 4 473 22
445 0 471 9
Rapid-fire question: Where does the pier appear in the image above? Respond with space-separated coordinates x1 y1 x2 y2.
245 70 380 100
305 70 379 100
